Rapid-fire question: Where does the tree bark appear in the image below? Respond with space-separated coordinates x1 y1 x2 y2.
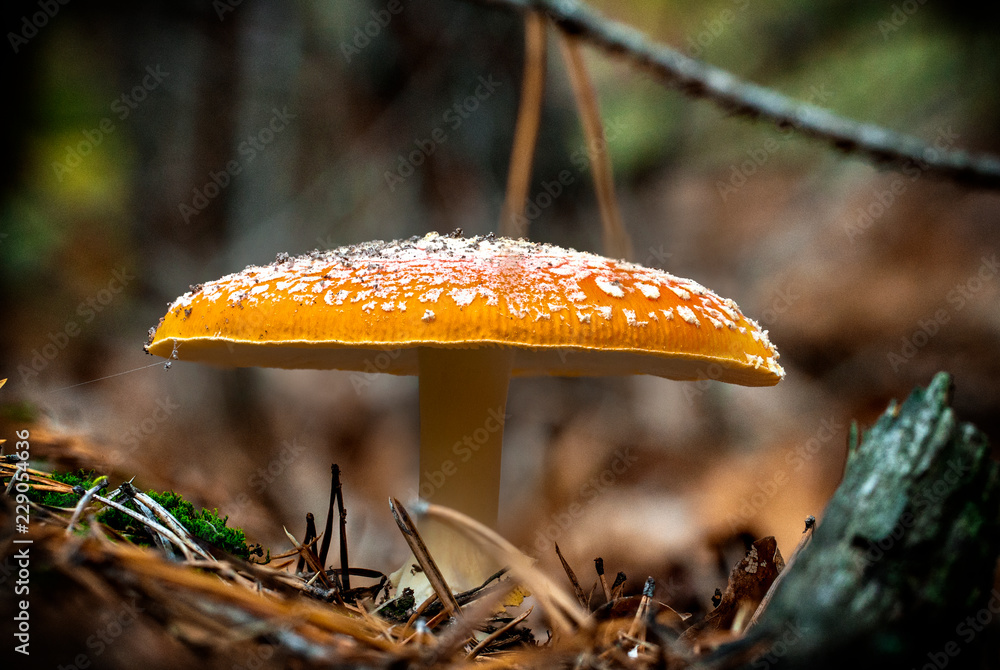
711 372 1000 669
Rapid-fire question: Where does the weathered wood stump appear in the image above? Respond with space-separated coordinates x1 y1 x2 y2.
712 372 1000 669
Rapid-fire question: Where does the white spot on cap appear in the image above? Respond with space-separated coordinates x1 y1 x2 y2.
677 305 700 326
351 290 372 303
450 288 477 307
636 283 660 299
422 310 435 323
661 308 674 320
334 289 349 304
566 290 587 303
398 301 407 312
721 299 740 321
250 284 269 296
381 302 394 312
419 288 443 303
577 311 591 324
649 311 659 321
361 301 376 313
668 285 691 300
623 309 646 326
598 306 613 321
596 278 625 298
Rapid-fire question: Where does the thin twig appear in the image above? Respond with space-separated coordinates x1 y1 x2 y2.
282 526 338 594
554 543 588 607
389 498 463 620
93 494 195 560
625 576 655 641
298 512 318 574
334 465 351 593
595 557 611 603
500 10 548 239
130 487 215 561
464 0 1000 189
413 500 592 633
466 605 534 660
558 31 633 259
65 478 108 535
319 466 336 573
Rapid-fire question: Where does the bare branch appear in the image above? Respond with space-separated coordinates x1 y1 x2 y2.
467 0 1000 189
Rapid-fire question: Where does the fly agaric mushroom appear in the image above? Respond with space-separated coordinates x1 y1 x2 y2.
145 231 783 597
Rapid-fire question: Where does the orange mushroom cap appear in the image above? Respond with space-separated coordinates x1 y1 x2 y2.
145 231 783 385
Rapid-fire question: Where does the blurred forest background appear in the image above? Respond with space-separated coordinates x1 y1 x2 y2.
2 0 999 621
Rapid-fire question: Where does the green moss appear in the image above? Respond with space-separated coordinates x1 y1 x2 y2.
99 489 253 559
22 470 254 560
28 470 103 508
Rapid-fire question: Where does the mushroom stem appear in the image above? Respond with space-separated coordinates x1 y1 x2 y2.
418 346 512 524
396 346 513 596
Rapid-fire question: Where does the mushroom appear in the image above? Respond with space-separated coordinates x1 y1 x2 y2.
145 231 783 598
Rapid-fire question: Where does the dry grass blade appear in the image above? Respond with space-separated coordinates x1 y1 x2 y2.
298 512 318 574
595 557 611 602
130 487 215 561
610 572 627 600
557 31 632 260
499 10 548 239
431 578 521 660
625 577 654 641
414 500 592 634
282 526 337 592
87 538 393 650
555 543 588 607
65 477 108 535
389 497 463 620
466 605 534 660
93 493 197 560
335 465 351 592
